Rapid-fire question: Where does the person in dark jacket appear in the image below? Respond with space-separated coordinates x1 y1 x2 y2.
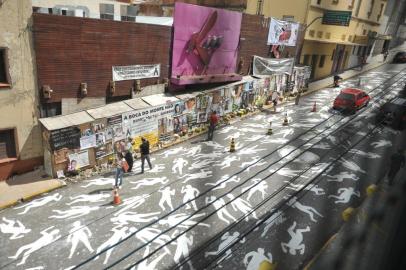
387 149 405 185
139 137 152 173
207 111 219 141
124 137 134 173
333 75 342 88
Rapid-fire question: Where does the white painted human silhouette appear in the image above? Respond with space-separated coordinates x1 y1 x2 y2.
277 168 306 178
261 137 289 145
181 185 199 210
49 206 99 219
287 197 323 222
172 158 188 175
172 230 194 270
136 245 168 270
244 248 273 270
326 171 359 182
215 156 240 169
217 126 237 134
81 178 114 188
114 194 149 216
242 178 268 202
160 146 185 158
371 139 392 148
227 194 257 221
202 140 224 150
224 131 242 141
15 193 62 215
94 225 133 264
185 145 202 156
205 175 240 191
9 226 60 265
245 135 264 142
193 152 223 160
307 142 331 150
0 217 31 240
206 196 236 225
329 187 360 204
159 187 175 211
240 127 263 133
275 128 295 138
67 221 93 259
205 232 245 264
181 169 212 183
189 159 214 170
131 177 169 189
261 210 286 237
135 228 171 254
111 211 160 225
158 213 209 228
66 193 110 205
281 221 310 255
238 145 266 156
349 149 380 159
239 157 267 172
148 164 165 173
245 123 265 129
285 182 325 195
338 158 366 174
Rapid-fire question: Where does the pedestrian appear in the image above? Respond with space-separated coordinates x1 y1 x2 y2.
207 111 219 141
383 51 389 62
140 137 152 173
124 137 134 172
295 91 301 105
271 91 280 112
333 75 342 88
114 153 125 189
387 149 405 185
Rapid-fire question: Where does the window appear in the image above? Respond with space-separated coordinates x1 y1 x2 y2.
100 4 114 20
303 54 311 65
0 129 17 159
61 8 67 16
282 15 294 22
355 0 362 16
48 8 53 14
348 35 353 42
317 0 322 4
325 32 331 39
0 48 11 88
341 34 346 41
377 3 384 21
317 31 323 38
319 55 326 68
121 5 137 22
368 0 375 18
352 46 357 54
309 30 315 37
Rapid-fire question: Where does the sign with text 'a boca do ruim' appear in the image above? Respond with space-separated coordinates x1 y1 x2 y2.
112 64 160 81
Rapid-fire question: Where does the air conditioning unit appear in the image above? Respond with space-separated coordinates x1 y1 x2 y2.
42 85 53 99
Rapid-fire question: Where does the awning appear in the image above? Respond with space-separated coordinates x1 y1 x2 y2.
86 102 133 119
124 98 150 110
39 111 94 131
175 91 204 100
141 93 179 106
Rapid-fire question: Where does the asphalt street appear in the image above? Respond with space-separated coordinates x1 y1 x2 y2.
1 63 406 270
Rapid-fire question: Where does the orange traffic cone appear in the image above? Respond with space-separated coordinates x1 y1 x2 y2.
311 101 317 112
113 188 122 205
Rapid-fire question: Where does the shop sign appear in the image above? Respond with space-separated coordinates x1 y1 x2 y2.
112 64 160 81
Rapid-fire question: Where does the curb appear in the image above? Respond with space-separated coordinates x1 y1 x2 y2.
0 180 67 210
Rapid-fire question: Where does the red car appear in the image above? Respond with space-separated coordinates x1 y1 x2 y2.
333 88 370 114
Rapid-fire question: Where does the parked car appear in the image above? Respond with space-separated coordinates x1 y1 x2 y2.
376 97 406 130
333 88 370 114
393 51 406 63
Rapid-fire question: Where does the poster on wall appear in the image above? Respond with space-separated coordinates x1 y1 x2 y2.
92 120 106 133
184 98 197 113
54 148 69 164
267 18 299 46
253 55 295 76
95 133 106 147
80 135 97 150
232 84 243 111
107 115 125 142
174 101 185 116
112 64 160 81
95 143 113 159
197 112 208 123
223 88 233 114
68 150 90 169
50 127 81 151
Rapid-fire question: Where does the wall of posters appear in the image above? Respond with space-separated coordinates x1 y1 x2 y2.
267 18 299 46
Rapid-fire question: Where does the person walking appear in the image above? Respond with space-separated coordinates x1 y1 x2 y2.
124 137 134 172
387 149 405 185
140 137 152 173
271 91 280 112
207 111 219 141
333 75 342 88
114 153 124 189
383 50 389 62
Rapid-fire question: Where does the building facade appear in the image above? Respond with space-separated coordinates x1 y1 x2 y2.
0 0 43 180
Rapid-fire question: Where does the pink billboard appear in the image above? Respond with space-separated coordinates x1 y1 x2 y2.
171 2 243 86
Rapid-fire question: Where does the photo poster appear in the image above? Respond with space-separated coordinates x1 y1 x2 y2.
232 84 243 111
95 143 113 159
68 150 90 169
223 87 233 114
173 115 187 134
209 90 224 116
107 115 125 142
92 120 106 134
174 100 185 116
54 148 69 164
184 97 197 114
197 111 208 123
95 132 106 147
267 18 299 46
80 134 97 150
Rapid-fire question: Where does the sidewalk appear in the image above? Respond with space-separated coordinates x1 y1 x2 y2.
0 47 397 210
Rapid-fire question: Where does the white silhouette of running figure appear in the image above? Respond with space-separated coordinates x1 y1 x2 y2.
189 159 214 170
193 152 223 160
81 178 114 188
160 147 184 158
244 135 263 142
325 171 359 182
15 193 62 215
329 187 360 204
238 145 266 156
281 221 310 255
67 221 93 259
217 126 237 134
206 196 236 225
136 245 168 270
94 225 132 264
214 156 240 169
131 177 169 190
181 169 212 183
135 228 171 255
242 178 268 202
285 182 325 196
66 193 110 205
185 145 202 156
287 197 323 222
149 164 165 173
158 213 209 228
205 175 240 191
371 139 392 148
205 232 245 264
114 194 149 216
275 128 295 138
0 217 31 240
172 158 188 175
260 210 286 237
49 206 99 219
225 131 242 141
227 194 257 221
159 187 175 211
239 157 267 172
181 185 199 210
9 226 60 265
172 230 194 270
111 211 160 225
202 140 224 150
244 248 273 270
338 158 366 174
